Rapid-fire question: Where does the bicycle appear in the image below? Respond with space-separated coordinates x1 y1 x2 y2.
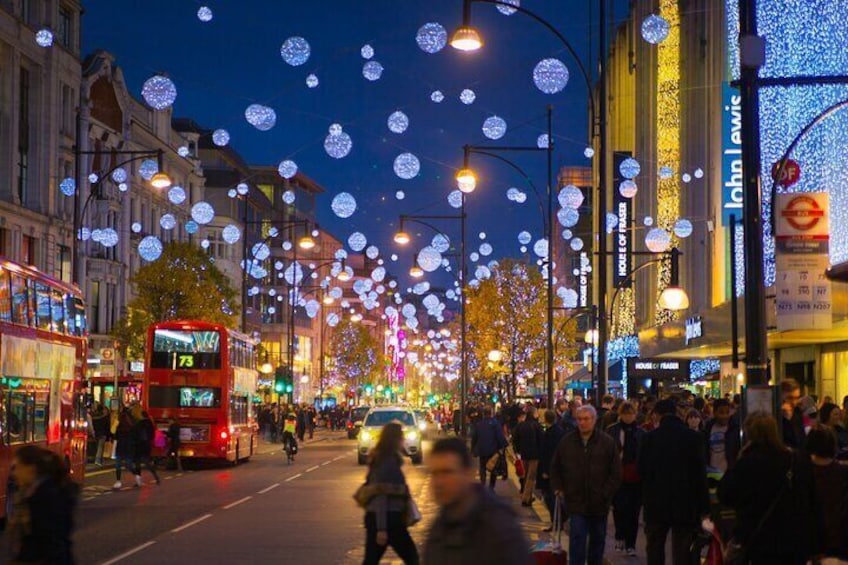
283 435 297 465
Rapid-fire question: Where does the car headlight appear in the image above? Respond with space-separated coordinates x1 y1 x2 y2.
360 430 373 443
405 430 420 442
417 421 427 431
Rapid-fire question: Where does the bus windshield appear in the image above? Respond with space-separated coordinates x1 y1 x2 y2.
148 386 221 408
150 329 221 370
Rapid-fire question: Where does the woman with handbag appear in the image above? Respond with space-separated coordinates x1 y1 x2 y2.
357 422 420 565
606 401 643 556
718 412 816 564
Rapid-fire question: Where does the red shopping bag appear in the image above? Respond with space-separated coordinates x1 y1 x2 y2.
531 498 566 564
514 456 526 478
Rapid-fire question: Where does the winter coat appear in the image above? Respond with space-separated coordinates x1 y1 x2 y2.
11 477 76 564
512 417 543 461
364 452 409 532
114 412 136 460
470 417 507 459
550 430 621 517
718 446 815 564
606 420 643 471
91 408 110 438
638 415 709 527
422 484 529 565
537 423 566 490
133 417 155 459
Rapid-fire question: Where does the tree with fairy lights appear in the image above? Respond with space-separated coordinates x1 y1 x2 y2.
328 317 380 392
112 242 238 360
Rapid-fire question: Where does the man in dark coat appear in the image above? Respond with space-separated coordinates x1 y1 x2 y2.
423 438 529 565
513 405 543 506
551 405 621 565
638 399 709 565
780 378 806 448
470 406 508 489
538 409 566 529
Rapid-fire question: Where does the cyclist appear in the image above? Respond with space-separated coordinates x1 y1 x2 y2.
282 413 298 461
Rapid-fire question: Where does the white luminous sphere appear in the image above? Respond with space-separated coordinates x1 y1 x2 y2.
619 180 638 199
393 152 420 179
190 201 215 224
537 134 549 149
142 75 177 110
482 116 507 140
416 22 448 54
387 111 410 134
431 90 444 103
674 218 694 239
395 190 405 200
496 0 519 15
518 231 532 245
138 159 158 180
168 186 186 204
222 224 241 244
417 246 443 272
283 190 296 204
138 236 163 261
278 159 298 179
645 227 672 253
244 104 277 131
280 36 311 66
447 190 463 209
35 28 53 47
324 125 353 159
362 61 384 81
348 232 367 252
533 58 569 94
641 14 670 45
620 157 641 179
212 129 230 147
331 192 357 218
306 74 319 88
558 184 584 209
159 214 176 230
460 89 476 105
60 178 76 196
361 44 374 59
197 6 213 22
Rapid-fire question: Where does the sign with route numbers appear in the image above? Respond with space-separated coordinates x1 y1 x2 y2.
775 193 832 331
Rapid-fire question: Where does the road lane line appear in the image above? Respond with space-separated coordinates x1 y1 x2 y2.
171 513 213 533
98 541 156 565
258 483 280 494
284 473 302 482
83 496 95 501
333 455 345 461
223 496 252 509
306 465 319 472
321 460 331 466
86 468 114 478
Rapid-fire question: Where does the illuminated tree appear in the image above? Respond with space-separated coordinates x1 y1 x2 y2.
112 241 238 359
328 318 380 389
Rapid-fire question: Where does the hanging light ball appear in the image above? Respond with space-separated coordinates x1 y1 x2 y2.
331 192 357 218
185 220 199 234
361 44 374 59
694 168 704 179
306 74 319 88
395 190 405 200
100 228 119 248
59 178 76 196
35 28 54 47
362 60 384 81
417 246 443 272
496 0 519 15
244 104 277 131
280 36 311 66
324 124 353 159
138 236 163 262
197 6 213 21
645 227 672 253
673 218 694 239
570 237 585 251
641 14 670 45
620 157 641 179
138 159 158 180
659 166 674 179
431 90 444 103
190 201 215 224
222 224 241 244
533 58 569 94
283 190 296 204
619 180 638 198
393 153 420 179
482 116 507 140
141 75 177 110
387 111 410 134
348 232 367 252
278 159 298 179
131 222 142 234
159 214 176 230
167 185 186 205
416 22 448 54
537 134 550 149
460 89 476 105
518 231 532 245
557 208 580 228
534 239 549 258
212 129 230 147
558 184 584 209
447 190 463 209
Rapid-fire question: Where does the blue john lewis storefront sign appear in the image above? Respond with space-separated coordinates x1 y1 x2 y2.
721 82 743 225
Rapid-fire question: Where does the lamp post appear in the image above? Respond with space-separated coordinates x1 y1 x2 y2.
461 109 555 407
394 212 467 434
450 0 610 402
71 147 172 285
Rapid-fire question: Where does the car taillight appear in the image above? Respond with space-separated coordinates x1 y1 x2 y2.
220 430 228 440
347 422 353 429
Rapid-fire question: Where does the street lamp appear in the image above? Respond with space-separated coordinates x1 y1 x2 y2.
658 249 689 311
487 349 503 363
394 230 411 245
298 234 316 250
149 171 173 189
584 328 599 346
409 261 424 279
455 167 477 193
449 26 483 51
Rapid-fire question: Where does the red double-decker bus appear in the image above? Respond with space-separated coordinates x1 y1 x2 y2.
0 258 88 524
144 321 258 462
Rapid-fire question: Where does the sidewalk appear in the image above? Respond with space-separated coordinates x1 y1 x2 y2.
504 455 648 564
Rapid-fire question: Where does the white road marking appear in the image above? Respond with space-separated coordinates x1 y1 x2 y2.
83 496 95 502
98 541 156 565
258 483 280 494
333 455 345 461
284 473 302 482
306 465 319 472
321 461 331 466
223 496 252 509
171 513 213 533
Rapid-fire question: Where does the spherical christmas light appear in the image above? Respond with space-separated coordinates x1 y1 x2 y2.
570 237 584 251
111 168 127 183
59 178 76 196
361 44 374 59
643 216 654 227
431 233 450 253
387 111 409 134
331 192 357 218
562 229 573 240
278 159 298 179
447 190 463 209
306 74 319 88
236 182 249 196
393 152 420 179
558 207 580 228
362 60 384 81
482 115 507 140
416 22 447 54
584 147 595 159
558 184 584 209
138 159 158 180
282 190 296 204
131 222 142 233
641 14 670 45
645 227 672 253
395 190 405 200
138 236 163 261
371 266 387 283
533 58 569 94
475 266 491 280
244 104 276 131
190 201 215 224
100 228 119 248
479 243 493 256
518 231 532 245
200 239 210 250
431 90 444 103
197 6 213 21
694 168 704 179
324 125 352 159
606 212 620 232
417 246 443 272
280 36 311 66
460 89 476 105
35 28 53 47
252 242 271 261
159 214 176 230
673 218 694 239
619 157 641 179
619 180 638 198
167 185 186 205
141 75 177 110
506 187 521 202
348 232 367 252
534 238 549 258
222 224 241 244
185 220 199 234
682 173 692 183
178 146 190 157
537 134 549 149
366 245 380 260
659 166 674 179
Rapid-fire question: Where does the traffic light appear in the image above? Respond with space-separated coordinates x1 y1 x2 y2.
274 368 285 394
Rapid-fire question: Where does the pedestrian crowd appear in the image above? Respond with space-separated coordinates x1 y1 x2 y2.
256 403 317 443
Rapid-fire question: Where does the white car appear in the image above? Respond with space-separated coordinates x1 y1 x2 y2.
357 406 423 465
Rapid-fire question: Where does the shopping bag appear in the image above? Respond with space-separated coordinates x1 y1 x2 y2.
154 429 167 449
405 496 422 527
514 456 526 478
531 498 566 564
486 452 500 472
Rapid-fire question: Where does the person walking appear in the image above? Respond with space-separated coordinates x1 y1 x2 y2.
638 399 709 565
513 405 543 506
357 422 419 565
166 418 183 472
113 407 136 489
550 405 621 565
718 412 816 564
704 398 741 473
90 402 110 466
296 406 307 442
8 445 78 564
306 405 316 439
538 409 566 531
606 401 643 556
422 438 529 565
805 425 848 560
470 406 508 490
132 409 160 486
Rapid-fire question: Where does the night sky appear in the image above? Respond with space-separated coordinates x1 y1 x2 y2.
82 0 627 286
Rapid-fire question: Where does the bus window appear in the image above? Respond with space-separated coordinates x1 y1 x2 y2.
64 294 76 335
74 298 86 336
150 330 221 370
51 289 65 334
0 269 11 322
33 388 48 441
229 395 248 425
34 282 51 331
7 390 29 443
149 386 221 408
10 274 29 326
